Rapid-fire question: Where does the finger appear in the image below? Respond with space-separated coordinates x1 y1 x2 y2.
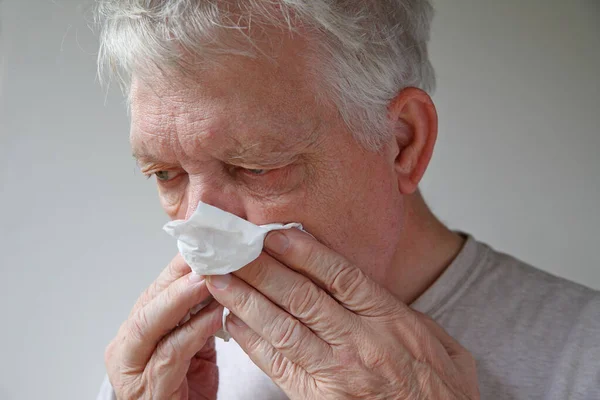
225 313 314 393
122 273 212 367
415 311 476 375
189 335 219 399
129 254 192 317
412 310 480 391
147 300 223 397
233 252 355 345
194 336 216 361
206 273 331 370
264 229 401 317
414 311 464 357
179 296 215 326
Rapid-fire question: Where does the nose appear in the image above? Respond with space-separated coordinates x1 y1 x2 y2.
184 175 247 220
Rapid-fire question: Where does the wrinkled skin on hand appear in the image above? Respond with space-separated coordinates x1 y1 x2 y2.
207 229 480 400
105 255 225 399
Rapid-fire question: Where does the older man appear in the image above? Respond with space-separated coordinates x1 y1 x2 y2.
96 1 599 399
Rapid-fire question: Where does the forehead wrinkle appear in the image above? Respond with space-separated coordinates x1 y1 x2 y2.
131 122 176 162
132 94 218 167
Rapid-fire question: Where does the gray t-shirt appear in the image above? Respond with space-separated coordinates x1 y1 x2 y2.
98 236 600 399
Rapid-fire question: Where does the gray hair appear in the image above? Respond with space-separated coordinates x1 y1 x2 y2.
96 0 435 150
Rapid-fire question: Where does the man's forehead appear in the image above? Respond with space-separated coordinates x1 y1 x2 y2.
131 118 320 167
129 72 324 164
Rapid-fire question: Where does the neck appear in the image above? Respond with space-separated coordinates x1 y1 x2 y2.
387 191 465 305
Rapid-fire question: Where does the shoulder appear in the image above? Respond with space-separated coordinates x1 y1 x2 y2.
452 240 600 399
469 240 599 319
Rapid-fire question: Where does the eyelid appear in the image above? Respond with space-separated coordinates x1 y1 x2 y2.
238 164 296 184
240 167 270 176
239 164 282 173
229 153 299 168
140 163 180 177
155 171 187 187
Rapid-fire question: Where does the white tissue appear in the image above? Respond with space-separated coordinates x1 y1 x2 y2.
163 201 303 341
163 201 302 276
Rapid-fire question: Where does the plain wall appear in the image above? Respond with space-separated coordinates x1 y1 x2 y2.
0 1 598 399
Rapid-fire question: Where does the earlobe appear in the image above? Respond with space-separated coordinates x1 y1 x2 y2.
388 88 438 195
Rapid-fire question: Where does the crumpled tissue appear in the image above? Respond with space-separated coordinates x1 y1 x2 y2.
163 201 303 341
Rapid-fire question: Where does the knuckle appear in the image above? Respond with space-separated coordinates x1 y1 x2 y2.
156 335 184 364
148 279 159 295
270 314 304 352
135 291 149 310
330 263 364 298
302 245 328 273
166 260 179 279
232 289 254 314
128 310 150 343
246 254 271 286
271 352 294 382
246 332 265 355
168 335 185 363
163 278 189 306
287 280 323 320
148 279 163 299
163 283 178 304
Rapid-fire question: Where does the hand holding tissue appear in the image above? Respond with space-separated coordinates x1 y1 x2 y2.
163 201 303 340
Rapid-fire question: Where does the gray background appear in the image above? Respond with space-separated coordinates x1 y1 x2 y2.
0 1 598 399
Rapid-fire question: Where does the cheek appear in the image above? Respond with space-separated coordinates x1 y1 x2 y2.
243 188 310 225
303 160 403 279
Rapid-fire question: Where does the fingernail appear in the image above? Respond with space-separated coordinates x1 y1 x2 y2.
207 274 231 290
228 313 247 327
266 231 290 254
188 273 204 284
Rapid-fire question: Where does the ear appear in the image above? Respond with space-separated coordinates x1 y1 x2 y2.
388 87 438 195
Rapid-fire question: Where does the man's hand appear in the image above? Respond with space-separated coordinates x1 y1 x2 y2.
206 230 480 400
105 255 225 400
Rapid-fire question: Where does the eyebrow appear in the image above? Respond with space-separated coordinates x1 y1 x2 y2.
223 141 299 166
223 119 324 165
131 152 162 170
130 118 323 167
132 151 157 163
132 147 293 166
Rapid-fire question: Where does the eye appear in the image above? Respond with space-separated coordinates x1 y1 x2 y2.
245 168 268 176
155 171 175 181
